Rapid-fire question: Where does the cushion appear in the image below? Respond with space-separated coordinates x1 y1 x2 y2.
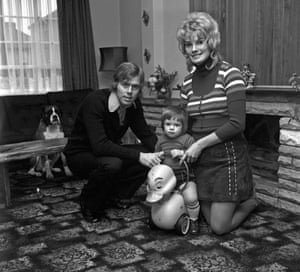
1 94 48 143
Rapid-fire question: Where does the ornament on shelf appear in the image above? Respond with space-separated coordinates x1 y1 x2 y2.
241 64 256 88
147 65 177 101
288 73 300 92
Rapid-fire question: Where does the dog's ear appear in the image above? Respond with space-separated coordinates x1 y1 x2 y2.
54 105 62 117
41 105 50 125
41 105 47 119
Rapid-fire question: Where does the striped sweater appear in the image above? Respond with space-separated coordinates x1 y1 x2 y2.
180 61 247 141
155 133 195 170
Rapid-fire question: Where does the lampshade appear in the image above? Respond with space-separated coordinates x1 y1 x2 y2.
99 46 128 71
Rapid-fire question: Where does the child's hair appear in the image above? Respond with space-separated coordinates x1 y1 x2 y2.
161 105 188 133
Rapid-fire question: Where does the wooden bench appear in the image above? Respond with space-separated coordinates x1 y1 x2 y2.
0 138 68 208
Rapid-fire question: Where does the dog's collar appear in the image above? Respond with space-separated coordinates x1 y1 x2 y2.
108 91 136 113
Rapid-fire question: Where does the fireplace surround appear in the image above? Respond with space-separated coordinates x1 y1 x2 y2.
244 114 279 183
246 85 300 214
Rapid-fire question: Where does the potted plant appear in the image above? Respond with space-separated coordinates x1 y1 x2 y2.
147 65 177 101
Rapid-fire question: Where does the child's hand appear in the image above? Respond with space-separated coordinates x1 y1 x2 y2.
170 149 184 158
158 151 165 160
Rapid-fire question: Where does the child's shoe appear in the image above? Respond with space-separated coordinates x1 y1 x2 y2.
189 219 200 234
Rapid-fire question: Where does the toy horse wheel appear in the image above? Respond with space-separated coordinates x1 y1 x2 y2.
175 214 190 235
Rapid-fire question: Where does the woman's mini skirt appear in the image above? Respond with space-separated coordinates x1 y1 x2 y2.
194 140 254 203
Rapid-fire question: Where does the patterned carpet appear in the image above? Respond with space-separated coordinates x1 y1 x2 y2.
0 171 300 272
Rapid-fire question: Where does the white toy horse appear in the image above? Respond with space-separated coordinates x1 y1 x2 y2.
145 163 191 235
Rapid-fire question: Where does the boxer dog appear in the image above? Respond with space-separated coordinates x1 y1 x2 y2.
28 105 73 179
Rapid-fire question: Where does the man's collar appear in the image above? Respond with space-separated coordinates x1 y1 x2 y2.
108 92 120 112
108 91 137 112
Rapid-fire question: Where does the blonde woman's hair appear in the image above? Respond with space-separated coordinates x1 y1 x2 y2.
176 12 222 71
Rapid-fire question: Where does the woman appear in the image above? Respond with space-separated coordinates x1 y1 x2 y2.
176 12 258 235
64 62 162 222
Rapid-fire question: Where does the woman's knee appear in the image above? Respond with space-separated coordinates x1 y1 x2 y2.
209 202 236 235
210 219 230 235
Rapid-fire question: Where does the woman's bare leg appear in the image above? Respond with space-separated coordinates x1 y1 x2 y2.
209 199 258 235
232 198 258 226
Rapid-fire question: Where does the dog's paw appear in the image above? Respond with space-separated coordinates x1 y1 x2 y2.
52 167 62 173
45 171 54 180
64 166 73 177
28 169 42 177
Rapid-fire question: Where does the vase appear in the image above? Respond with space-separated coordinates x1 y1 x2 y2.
156 88 171 103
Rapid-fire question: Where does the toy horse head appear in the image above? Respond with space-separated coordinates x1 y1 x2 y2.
146 164 176 203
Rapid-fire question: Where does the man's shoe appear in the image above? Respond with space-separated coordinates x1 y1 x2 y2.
80 200 105 223
107 198 137 209
115 199 137 209
190 219 200 234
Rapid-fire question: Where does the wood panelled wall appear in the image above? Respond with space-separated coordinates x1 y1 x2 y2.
190 0 300 85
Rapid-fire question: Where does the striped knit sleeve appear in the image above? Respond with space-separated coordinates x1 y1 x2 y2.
180 73 194 102
223 65 246 101
215 63 246 140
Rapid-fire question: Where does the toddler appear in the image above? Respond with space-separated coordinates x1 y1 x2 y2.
155 105 200 234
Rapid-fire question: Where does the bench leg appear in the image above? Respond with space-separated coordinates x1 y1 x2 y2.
0 163 11 208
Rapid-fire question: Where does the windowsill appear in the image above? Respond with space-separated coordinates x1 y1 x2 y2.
0 90 63 96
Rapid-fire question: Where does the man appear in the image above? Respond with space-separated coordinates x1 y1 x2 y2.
64 62 162 222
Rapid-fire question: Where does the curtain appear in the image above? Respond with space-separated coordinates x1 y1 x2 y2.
57 0 98 90
0 0 62 95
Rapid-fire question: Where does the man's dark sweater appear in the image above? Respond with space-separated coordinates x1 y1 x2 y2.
64 89 157 160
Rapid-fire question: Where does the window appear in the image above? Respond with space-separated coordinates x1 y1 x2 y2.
0 0 62 95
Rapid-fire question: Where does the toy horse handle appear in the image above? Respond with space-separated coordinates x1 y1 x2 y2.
178 160 190 191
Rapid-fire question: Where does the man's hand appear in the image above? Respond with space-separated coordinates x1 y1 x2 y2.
139 152 163 168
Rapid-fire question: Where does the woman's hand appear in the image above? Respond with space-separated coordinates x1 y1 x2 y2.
180 142 203 164
179 132 221 164
139 152 163 168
